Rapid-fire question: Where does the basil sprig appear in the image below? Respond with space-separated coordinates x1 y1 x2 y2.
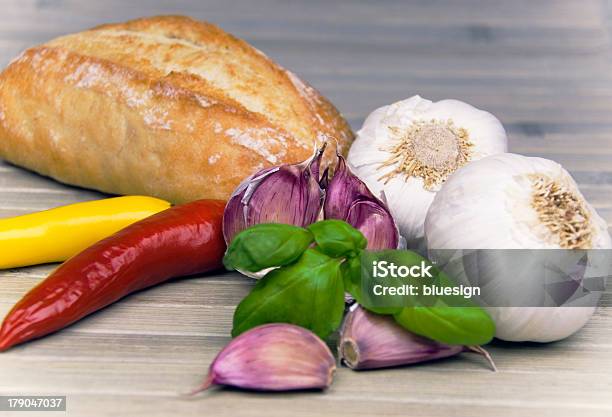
224 220 495 345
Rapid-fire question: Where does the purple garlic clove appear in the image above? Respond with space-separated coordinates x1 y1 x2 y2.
325 155 399 249
223 145 327 243
339 305 497 371
346 197 400 251
192 323 336 393
324 154 371 220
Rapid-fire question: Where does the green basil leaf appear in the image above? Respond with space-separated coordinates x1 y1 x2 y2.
232 248 345 339
389 251 495 345
223 223 313 272
341 254 401 315
394 306 495 346
341 255 362 299
307 220 367 258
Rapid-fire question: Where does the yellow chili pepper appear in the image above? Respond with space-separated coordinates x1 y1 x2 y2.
0 196 171 269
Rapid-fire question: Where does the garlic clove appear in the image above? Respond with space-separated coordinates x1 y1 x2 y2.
324 154 399 249
192 323 336 393
340 304 461 369
348 96 507 247
222 166 276 242
345 198 399 250
339 305 496 370
223 145 326 243
324 154 371 220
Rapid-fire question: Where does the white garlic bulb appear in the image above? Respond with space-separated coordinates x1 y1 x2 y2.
425 153 612 342
348 95 507 248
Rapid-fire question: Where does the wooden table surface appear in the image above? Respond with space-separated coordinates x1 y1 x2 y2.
1 1 612 416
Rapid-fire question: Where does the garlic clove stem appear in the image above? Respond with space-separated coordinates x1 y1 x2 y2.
465 345 498 372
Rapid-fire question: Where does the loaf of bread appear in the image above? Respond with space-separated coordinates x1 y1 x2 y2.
0 16 353 203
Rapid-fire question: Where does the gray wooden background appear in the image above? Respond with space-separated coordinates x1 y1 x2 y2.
1 1 612 416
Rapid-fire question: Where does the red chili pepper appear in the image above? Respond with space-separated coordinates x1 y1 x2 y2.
0 199 226 351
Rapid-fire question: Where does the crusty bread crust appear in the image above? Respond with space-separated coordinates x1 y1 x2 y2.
0 15 353 202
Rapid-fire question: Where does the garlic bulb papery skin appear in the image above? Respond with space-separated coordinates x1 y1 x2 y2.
348 95 507 248
424 153 612 342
